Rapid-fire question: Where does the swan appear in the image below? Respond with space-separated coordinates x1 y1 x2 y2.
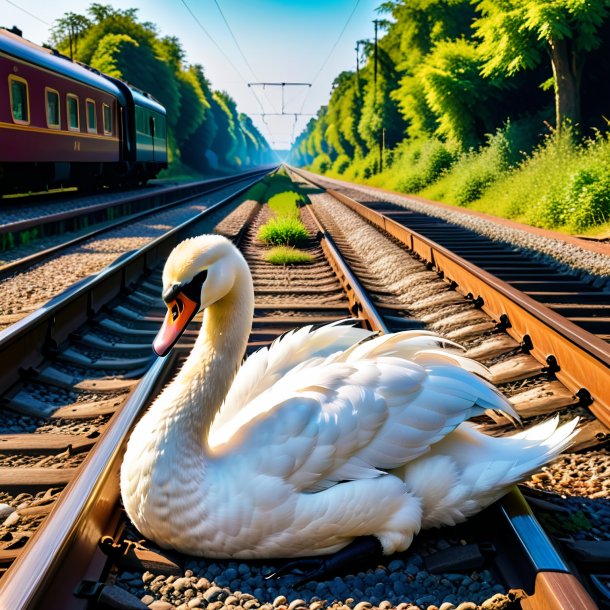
120 234 578 561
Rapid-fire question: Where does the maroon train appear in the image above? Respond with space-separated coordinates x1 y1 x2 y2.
0 27 168 194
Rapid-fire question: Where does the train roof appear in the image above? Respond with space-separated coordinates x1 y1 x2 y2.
0 28 123 99
129 86 166 115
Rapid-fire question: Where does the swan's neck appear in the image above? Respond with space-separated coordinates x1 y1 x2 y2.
153 263 254 448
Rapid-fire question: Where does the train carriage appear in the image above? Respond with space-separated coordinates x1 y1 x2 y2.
0 27 167 194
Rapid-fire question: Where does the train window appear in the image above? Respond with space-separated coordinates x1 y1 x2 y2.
9 75 29 124
67 94 79 130
86 99 97 133
102 103 112 135
45 88 60 129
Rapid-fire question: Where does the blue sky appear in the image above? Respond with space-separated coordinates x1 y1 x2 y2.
2 0 380 149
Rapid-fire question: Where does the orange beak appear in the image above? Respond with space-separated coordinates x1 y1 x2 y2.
153 292 200 357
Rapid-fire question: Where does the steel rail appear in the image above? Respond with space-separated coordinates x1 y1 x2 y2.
324 186 610 428
295 169 599 610
0 172 275 609
0 168 273 279
291 166 610 428
303 203 385 331
0 167 275 238
0 172 270 394
1 169 598 609
0 355 175 610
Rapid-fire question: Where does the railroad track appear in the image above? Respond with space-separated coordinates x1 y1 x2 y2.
0 168 274 278
0 168 606 609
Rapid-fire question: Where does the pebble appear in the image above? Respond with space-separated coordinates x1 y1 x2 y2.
149 602 174 610
3 511 20 527
0 503 15 520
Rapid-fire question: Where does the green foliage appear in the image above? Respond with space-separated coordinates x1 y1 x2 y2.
393 139 456 192
415 38 502 147
264 246 314 265
50 3 271 173
448 128 513 204
470 128 610 231
332 154 351 175
257 175 310 247
257 217 309 247
474 0 610 127
174 67 209 147
310 153 333 174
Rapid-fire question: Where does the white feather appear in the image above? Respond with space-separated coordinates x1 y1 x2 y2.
120 234 578 559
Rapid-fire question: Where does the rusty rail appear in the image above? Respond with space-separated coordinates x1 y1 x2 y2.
318 186 610 429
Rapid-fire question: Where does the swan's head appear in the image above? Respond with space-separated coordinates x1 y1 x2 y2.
153 234 243 357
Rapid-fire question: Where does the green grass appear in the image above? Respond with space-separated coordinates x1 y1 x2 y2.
257 172 311 246
257 217 310 246
264 246 314 265
267 191 303 219
307 118 610 235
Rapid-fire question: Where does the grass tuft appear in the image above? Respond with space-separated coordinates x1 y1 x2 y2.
264 246 314 265
257 217 310 246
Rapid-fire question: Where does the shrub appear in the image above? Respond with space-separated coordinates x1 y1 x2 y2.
310 153 332 174
332 154 351 175
450 129 511 205
264 246 314 265
394 139 456 193
257 217 309 246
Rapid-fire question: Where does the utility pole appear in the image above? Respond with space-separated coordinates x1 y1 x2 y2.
373 19 382 174
355 40 367 97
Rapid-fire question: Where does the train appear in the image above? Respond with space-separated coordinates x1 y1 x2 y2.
0 27 168 194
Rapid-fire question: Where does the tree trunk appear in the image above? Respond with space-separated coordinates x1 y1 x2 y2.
549 36 583 130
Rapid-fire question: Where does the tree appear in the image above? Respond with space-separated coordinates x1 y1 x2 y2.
474 0 610 130
50 12 91 59
415 38 502 147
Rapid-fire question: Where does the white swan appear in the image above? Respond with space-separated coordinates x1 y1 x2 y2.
120 234 577 559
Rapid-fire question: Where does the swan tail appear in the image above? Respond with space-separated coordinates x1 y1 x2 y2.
397 416 579 529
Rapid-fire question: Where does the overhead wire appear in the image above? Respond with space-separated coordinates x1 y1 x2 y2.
289 0 362 150
298 0 361 116
4 0 51 26
212 0 279 115
179 0 276 145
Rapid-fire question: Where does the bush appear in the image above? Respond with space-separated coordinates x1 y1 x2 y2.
264 246 314 265
257 217 310 246
450 129 511 205
332 154 351 175
474 127 610 232
310 153 332 174
394 139 456 193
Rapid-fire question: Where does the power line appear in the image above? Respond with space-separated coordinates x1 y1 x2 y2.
213 0 257 80
4 0 51 26
299 0 361 114
211 0 278 114
179 0 275 143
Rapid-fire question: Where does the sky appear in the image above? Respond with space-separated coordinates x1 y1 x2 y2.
2 0 380 150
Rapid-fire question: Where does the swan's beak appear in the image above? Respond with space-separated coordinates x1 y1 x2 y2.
153 292 199 357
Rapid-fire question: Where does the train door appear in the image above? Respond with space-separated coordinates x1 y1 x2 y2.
149 115 156 162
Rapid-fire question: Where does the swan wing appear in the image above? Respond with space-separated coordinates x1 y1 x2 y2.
211 321 374 434
209 335 517 493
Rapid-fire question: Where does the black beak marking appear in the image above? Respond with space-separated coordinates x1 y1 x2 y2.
162 269 209 306
163 282 182 304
